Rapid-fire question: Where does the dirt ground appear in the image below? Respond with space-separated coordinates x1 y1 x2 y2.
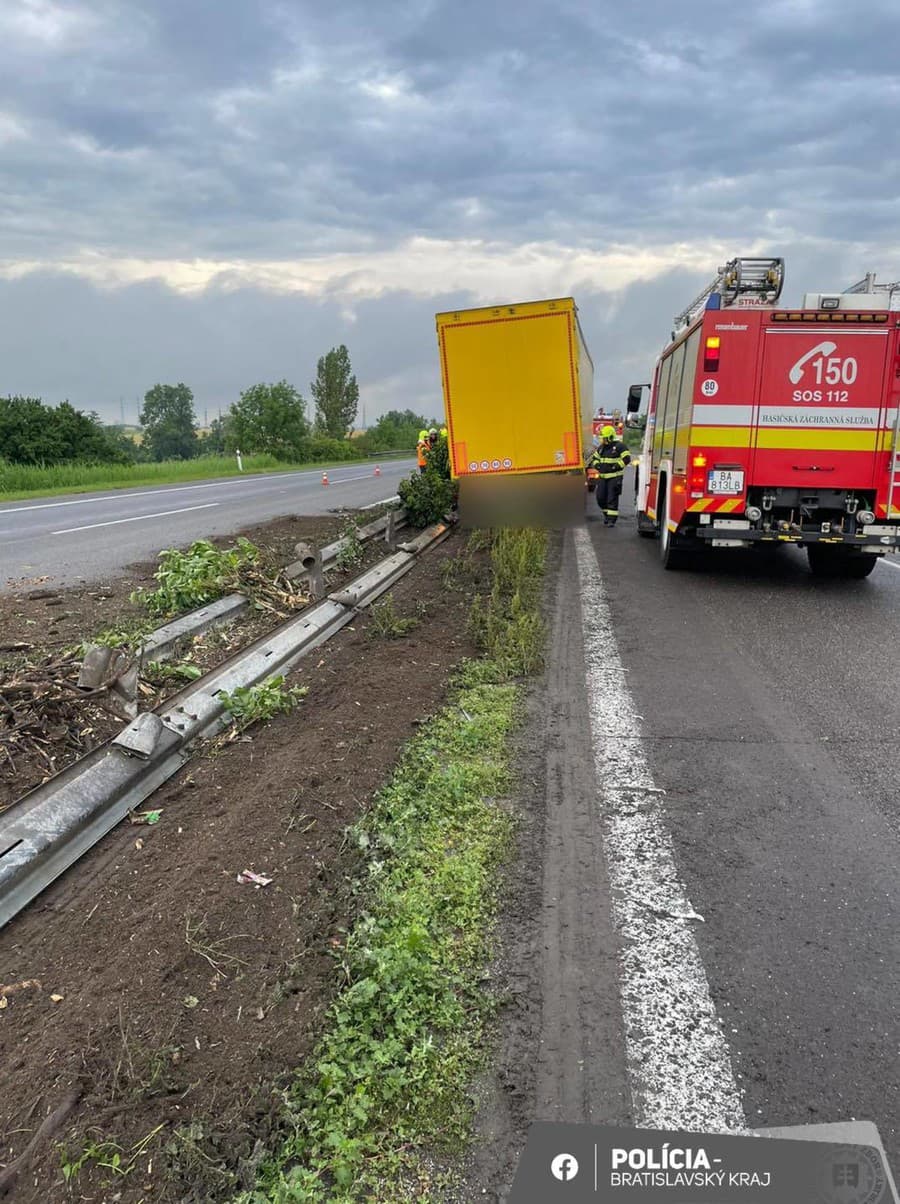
0 513 352 653
0 512 387 814
0 530 490 1203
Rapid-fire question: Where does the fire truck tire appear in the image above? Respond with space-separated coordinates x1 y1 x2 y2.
659 483 688 570
807 546 878 579
637 516 656 538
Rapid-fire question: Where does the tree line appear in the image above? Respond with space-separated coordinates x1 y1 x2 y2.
0 345 441 467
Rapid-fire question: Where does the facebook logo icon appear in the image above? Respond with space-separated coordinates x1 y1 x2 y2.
550 1153 579 1182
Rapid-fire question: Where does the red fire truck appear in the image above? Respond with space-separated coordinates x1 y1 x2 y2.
633 257 900 576
592 410 624 439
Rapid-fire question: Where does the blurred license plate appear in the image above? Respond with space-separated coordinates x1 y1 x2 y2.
708 469 744 495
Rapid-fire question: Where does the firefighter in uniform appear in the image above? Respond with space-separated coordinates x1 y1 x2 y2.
417 429 430 474
588 425 631 525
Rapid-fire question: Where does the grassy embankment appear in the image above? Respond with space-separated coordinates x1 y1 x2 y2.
238 527 548 1203
0 453 410 502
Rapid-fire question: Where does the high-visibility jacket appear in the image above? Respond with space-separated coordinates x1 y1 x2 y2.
417 439 430 469
587 439 631 480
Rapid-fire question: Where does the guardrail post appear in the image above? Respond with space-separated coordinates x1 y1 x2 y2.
307 549 325 599
385 508 397 547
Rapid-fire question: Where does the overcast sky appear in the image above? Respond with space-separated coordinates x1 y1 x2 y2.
2 0 900 426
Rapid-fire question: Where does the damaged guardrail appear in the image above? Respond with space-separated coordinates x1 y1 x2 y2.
0 519 449 930
143 506 408 664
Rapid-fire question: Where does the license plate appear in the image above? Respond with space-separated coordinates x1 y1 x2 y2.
707 469 744 495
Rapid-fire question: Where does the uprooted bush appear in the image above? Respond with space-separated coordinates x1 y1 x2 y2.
397 469 457 528
131 538 261 617
131 538 307 619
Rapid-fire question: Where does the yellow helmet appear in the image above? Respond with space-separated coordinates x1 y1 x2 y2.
601 424 616 439
440 427 448 438
418 429 429 441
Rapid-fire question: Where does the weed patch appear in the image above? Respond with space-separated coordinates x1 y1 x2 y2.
335 519 365 572
468 528 547 677
366 593 421 640
237 528 547 1202
219 675 308 733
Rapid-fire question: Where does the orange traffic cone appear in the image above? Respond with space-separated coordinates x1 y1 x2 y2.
374 464 381 477
321 472 329 486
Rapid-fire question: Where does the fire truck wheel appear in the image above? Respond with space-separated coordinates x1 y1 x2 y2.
659 483 688 570
807 546 878 579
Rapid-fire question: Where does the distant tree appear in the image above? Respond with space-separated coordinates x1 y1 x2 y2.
225 381 309 459
359 408 439 452
103 424 144 463
311 345 359 439
199 414 228 455
139 383 199 461
0 396 129 465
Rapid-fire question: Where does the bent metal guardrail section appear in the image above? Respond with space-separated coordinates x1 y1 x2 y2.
0 520 449 930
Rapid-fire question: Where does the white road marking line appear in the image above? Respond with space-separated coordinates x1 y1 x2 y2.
360 494 401 510
52 503 219 535
329 472 384 485
573 525 746 1131
0 462 413 514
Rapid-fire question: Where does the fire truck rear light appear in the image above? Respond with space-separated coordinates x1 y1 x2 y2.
857 510 875 526
703 337 720 372
745 505 762 522
692 454 708 468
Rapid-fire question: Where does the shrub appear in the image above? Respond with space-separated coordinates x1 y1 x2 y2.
397 470 457 527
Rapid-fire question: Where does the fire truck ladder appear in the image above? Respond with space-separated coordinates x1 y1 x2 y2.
843 272 900 304
887 395 900 521
673 256 785 332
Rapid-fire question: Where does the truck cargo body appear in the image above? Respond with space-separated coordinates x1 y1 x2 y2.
636 302 900 574
435 297 594 479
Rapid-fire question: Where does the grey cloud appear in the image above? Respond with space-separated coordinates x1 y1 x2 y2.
2 0 900 416
0 266 730 426
4 0 900 261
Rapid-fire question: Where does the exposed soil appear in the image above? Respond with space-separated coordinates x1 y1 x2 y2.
0 512 390 814
0 530 491 1203
0 513 352 653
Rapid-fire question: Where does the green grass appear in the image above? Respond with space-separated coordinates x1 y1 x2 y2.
467 527 548 678
0 452 399 501
236 529 547 1203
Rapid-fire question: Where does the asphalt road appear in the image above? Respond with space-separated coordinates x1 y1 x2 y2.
486 477 900 1194
599 510 900 1161
0 459 414 591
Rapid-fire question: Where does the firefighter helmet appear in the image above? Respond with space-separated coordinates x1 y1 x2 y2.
601 424 616 439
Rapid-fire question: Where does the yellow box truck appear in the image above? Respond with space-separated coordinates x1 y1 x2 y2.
435 296 594 479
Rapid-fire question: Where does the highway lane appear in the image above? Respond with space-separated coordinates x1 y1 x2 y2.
584 489 900 1164
0 459 414 591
